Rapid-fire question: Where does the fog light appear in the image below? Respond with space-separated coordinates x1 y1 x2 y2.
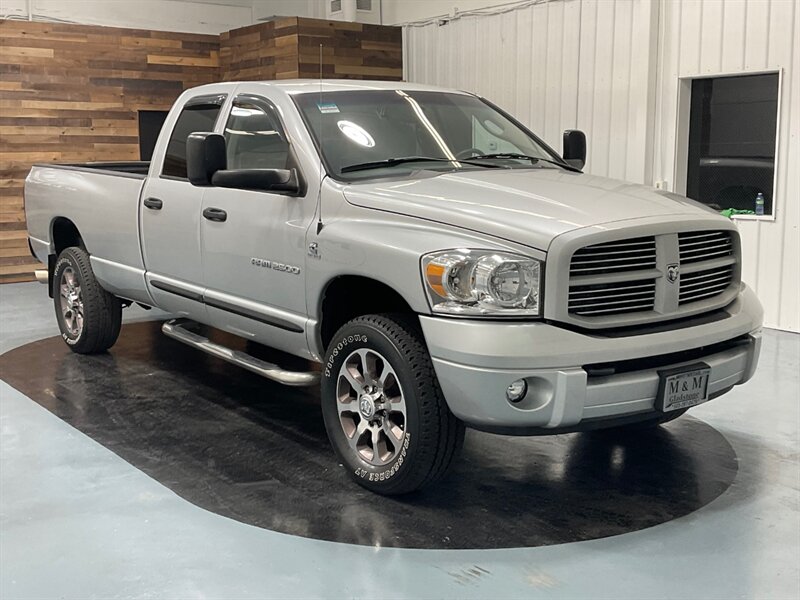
506 379 528 403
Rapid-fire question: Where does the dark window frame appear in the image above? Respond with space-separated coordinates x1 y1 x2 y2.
684 71 780 218
138 110 169 162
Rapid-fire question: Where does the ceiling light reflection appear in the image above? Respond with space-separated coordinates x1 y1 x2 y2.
337 120 375 147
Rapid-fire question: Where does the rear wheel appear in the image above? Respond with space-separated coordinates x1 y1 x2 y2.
53 246 122 354
321 314 464 495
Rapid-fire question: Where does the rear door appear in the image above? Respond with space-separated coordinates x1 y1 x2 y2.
199 93 315 353
140 94 226 318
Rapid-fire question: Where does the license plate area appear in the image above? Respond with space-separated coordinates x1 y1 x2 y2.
656 362 711 412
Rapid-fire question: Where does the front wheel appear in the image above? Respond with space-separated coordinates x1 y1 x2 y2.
53 246 122 354
321 314 464 495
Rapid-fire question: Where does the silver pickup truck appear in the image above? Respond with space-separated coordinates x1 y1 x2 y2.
25 80 763 494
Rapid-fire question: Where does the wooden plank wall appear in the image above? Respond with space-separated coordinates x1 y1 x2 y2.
0 19 219 283
295 18 402 80
219 18 300 80
220 17 402 82
1 17 402 283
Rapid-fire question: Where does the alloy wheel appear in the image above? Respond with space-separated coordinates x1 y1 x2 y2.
59 267 84 337
336 348 407 466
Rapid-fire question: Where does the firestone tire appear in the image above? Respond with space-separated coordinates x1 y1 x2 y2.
321 314 465 495
53 246 122 354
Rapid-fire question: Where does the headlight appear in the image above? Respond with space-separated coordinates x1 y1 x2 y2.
422 249 542 316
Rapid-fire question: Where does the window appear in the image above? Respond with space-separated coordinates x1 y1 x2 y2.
686 73 779 215
294 90 560 181
223 99 289 170
138 110 169 161
162 101 223 178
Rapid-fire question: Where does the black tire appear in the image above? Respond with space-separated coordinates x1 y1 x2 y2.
53 246 122 354
321 314 465 495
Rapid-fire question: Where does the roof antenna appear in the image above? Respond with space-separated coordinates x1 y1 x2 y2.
316 43 325 235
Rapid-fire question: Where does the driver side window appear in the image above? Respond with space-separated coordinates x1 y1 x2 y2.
224 99 289 170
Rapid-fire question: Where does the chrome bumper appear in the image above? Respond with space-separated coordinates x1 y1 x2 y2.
420 286 763 432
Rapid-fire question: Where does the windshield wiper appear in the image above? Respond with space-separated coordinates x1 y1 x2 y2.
467 153 579 171
340 156 505 174
341 156 453 174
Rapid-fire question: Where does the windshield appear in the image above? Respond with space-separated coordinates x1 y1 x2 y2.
293 90 565 181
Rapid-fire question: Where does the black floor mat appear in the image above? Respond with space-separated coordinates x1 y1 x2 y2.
0 321 738 549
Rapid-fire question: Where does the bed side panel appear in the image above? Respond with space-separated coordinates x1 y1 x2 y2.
24 166 152 303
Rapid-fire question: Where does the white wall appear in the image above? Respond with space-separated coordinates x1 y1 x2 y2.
0 0 407 30
0 0 255 33
251 0 325 22
653 0 799 332
405 0 657 181
405 0 800 331
0 0 462 30
381 0 517 24
250 0 525 25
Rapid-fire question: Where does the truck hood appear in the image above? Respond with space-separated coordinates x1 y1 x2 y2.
343 168 721 250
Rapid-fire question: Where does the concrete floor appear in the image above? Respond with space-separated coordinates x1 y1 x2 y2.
1 281 799 599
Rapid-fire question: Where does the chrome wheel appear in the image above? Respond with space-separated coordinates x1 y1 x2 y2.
59 267 84 337
337 348 407 466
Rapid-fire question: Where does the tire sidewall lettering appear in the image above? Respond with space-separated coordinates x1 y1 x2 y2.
323 333 367 378
318 316 457 495
323 326 414 485
353 432 411 482
55 255 81 345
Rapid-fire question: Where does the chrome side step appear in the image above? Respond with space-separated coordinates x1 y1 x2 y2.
161 319 320 387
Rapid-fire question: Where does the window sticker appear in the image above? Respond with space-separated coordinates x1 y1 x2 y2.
317 102 340 114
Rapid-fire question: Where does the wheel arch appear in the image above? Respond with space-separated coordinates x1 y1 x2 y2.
50 217 86 256
318 275 419 352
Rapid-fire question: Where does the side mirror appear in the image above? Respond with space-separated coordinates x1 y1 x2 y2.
187 132 227 186
563 129 586 170
211 168 300 194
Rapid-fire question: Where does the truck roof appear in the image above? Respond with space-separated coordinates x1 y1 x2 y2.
189 79 469 96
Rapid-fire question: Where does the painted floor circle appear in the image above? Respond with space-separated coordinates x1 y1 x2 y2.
0 321 738 549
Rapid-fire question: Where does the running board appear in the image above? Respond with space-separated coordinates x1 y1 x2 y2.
161 319 319 387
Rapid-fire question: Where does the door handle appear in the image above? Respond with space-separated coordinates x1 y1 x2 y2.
203 207 227 222
143 197 163 210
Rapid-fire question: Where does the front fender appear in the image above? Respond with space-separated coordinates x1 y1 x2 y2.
304 209 546 357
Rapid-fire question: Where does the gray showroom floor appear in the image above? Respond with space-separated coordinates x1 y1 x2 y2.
1 281 799 599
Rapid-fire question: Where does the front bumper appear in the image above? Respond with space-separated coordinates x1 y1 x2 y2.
420 285 763 433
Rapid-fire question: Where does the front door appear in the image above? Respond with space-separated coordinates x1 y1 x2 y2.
200 94 315 352
140 95 225 318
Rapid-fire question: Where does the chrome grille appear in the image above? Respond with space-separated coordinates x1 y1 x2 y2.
569 237 657 276
679 266 735 305
569 279 656 316
568 237 657 316
567 229 738 321
679 230 733 264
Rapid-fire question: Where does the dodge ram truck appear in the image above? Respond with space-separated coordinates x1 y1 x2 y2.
24 80 763 494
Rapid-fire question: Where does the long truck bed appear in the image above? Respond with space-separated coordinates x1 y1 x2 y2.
25 161 153 305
